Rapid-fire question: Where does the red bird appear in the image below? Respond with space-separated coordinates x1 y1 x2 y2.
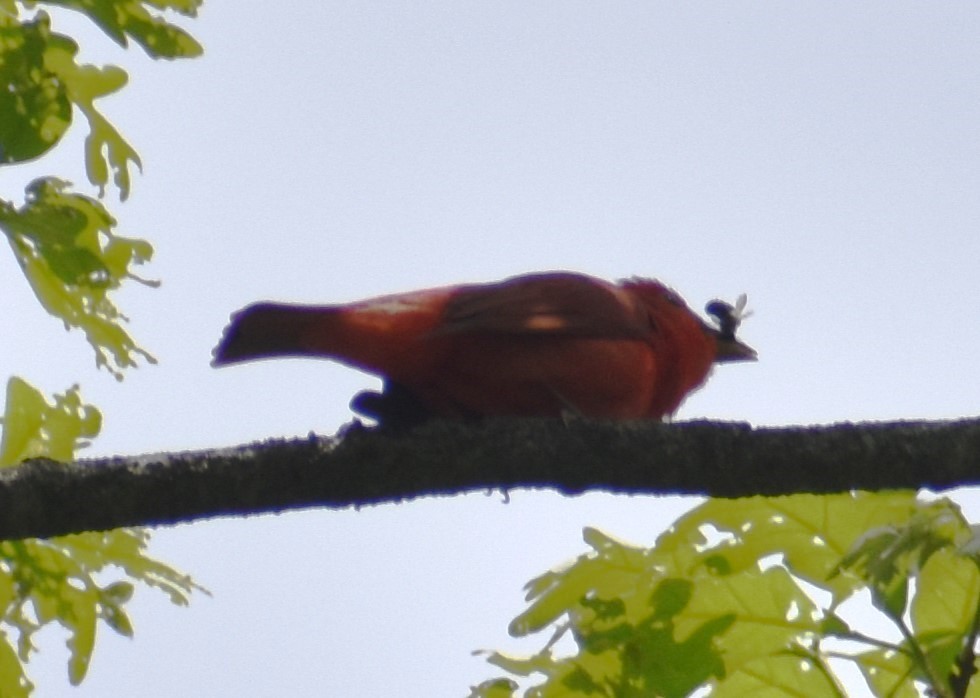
212 272 755 424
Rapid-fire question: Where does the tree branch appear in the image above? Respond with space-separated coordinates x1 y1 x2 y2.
2 417 979 540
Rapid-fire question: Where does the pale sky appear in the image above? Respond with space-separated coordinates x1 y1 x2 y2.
3 2 980 696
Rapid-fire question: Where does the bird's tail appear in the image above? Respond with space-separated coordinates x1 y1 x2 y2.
212 302 338 366
212 293 448 379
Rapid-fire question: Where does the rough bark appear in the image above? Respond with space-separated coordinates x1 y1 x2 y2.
1 417 979 541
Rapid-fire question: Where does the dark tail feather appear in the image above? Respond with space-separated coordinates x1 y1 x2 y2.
211 302 333 366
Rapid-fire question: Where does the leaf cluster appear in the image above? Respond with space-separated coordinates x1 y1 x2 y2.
0 379 200 695
2 179 156 377
0 1 197 370
471 493 980 698
0 2 203 693
0 3 201 193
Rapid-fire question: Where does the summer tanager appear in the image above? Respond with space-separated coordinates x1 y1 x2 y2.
212 272 755 423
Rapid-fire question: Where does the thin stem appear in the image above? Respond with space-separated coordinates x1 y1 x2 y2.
788 646 848 698
825 627 909 657
889 602 952 698
948 590 980 698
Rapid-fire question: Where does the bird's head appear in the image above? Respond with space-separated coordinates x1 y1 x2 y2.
705 294 757 363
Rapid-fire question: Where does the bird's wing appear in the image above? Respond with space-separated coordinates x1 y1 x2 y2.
437 272 655 339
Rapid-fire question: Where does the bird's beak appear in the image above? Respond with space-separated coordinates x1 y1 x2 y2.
714 336 757 363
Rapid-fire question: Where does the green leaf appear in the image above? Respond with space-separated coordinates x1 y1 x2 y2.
476 495 980 695
85 528 202 605
0 11 146 198
909 547 980 687
712 652 844 698
101 602 134 639
837 499 971 620
484 524 823 696
0 380 203 688
819 612 850 637
572 577 734 697
855 647 919 698
613 607 733 697
968 671 980 698
0 378 48 467
486 533 736 696
466 678 518 698
0 14 72 163
29 0 204 59
101 581 135 604
0 179 156 377
38 28 142 199
4 193 110 287
489 587 734 698
674 566 820 676
481 650 554 682
0 378 100 465
649 577 692 621
511 527 653 637
0 632 32 698
657 492 921 602
912 547 979 637
64 585 98 684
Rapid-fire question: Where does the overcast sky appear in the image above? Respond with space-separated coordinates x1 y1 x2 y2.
3 2 980 696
